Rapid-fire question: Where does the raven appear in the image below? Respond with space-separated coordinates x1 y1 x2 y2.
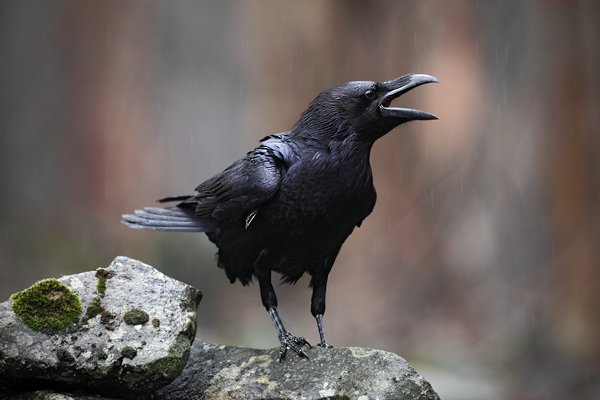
122 74 438 360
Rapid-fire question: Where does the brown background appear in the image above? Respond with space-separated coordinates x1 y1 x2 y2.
1 1 599 398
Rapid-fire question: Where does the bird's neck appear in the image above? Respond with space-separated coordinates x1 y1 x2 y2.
293 124 373 151
290 126 375 173
328 135 373 163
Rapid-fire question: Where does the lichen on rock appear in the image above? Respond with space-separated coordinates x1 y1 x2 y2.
154 341 441 400
10 278 82 333
123 308 149 326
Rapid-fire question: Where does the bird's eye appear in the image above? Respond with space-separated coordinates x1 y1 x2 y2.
364 89 376 100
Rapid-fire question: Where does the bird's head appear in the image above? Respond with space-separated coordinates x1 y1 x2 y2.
294 74 438 142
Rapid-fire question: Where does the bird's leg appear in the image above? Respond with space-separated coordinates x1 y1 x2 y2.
315 313 332 348
311 271 333 348
255 251 310 361
268 307 310 361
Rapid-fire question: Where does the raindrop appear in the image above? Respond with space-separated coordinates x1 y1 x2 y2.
413 31 418 52
106 27 112 47
430 187 434 209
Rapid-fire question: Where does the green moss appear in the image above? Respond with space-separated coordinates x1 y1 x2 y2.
84 268 111 321
97 275 106 295
85 296 103 319
11 278 82 333
95 268 108 296
123 308 149 325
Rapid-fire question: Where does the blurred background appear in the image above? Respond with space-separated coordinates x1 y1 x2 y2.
1 1 599 398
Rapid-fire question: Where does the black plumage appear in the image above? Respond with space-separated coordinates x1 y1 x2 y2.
122 73 438 360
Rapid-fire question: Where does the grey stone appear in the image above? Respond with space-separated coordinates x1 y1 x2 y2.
151 340 440 400
3 391 114 400
2 340 439 399
2 341 439 399
0 256 202 395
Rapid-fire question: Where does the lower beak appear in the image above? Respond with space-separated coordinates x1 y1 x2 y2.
379 74 439 121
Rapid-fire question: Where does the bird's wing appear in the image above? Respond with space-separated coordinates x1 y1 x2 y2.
184 134 291 224
122 134 291 232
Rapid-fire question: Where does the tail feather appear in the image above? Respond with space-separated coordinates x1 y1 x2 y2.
158 195 193 203
134 207 192 220
121 206 215 232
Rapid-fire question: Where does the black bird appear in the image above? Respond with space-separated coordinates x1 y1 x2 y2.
122 74 438 360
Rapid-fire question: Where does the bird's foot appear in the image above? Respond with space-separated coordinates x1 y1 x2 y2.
317 341 333 349
278 331 311 361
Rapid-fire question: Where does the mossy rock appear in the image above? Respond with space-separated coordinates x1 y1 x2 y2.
0 257 202 395
11 278 82 333
123 308 149 325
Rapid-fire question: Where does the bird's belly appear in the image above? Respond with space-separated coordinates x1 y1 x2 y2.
216 168 375 284
268 226 353 281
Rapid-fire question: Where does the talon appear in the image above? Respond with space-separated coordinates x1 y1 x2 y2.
317 342 333 349
277 331 311 361
278 347 287 362
297 348 309 359
297 336 312 348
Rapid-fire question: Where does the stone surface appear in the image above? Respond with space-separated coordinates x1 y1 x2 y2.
2 340 440 399
151 340 440 400
0 256 202 395
0 256 439 399
4 391 114 400
2 342 439 400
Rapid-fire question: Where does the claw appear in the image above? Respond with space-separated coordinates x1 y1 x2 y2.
277 332 311 362
317 341 333 349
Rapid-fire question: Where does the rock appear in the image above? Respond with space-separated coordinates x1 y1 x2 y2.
3 340 439 399
151 340 440 400
1 256 439 399
0 256 202 395
3 391 114 400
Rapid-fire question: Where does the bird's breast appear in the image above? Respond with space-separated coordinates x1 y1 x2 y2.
267 154 376 226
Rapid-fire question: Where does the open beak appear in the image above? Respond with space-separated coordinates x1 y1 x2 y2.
379 74 439 121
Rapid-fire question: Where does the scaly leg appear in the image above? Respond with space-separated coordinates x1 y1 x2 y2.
255 251 310 361
311 269 333 348
268 307 311 361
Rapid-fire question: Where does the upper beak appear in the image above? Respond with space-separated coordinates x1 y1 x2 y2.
379 74 439 121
